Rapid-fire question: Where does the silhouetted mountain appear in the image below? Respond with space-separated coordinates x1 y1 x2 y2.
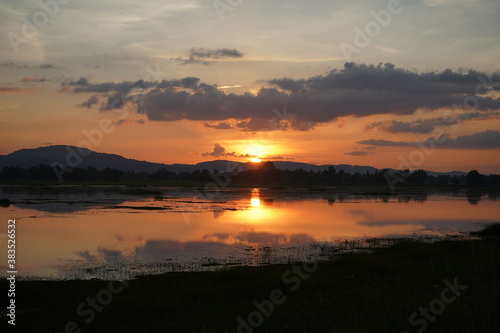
0 145 165 173
0 145 468 176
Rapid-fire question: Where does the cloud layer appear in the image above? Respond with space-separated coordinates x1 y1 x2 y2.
365 111 500 134
357 130 500 149
202 143 236 157
65 62 500 132
172 47 244 65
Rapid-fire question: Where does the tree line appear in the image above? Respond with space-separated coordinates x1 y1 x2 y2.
0 162 498 186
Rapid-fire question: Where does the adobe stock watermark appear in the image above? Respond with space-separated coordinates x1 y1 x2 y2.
339 0 406 61
50 98 133 182
400 277 467 333
212 0 244 21
227 262 318 333
181 105 295 225
51 280 128 333
7 0 73 54
51 64 167 182
181 160 243 225
384 73 499 192
247 106 296 158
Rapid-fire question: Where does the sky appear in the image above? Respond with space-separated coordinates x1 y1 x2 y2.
1 0 500 173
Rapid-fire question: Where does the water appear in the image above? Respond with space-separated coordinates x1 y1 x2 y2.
0 186 498 280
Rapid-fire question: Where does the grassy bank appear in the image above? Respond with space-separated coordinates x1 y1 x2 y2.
2 226 499 333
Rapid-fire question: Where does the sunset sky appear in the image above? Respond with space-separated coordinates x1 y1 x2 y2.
1 0 500 173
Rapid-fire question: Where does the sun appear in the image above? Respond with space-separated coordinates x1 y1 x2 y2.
251 157 262 163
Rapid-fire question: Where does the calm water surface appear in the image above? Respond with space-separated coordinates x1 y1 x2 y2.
0 186 498 280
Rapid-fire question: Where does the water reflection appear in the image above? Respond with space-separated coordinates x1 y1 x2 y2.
1 186 499 279
488 192 498 201
212 207 224 219
466 191 482 205
250 189 261 207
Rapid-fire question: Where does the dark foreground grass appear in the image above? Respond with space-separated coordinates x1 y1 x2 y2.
2 228 499 333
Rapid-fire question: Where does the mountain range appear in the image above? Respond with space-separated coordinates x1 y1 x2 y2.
0 145 468 177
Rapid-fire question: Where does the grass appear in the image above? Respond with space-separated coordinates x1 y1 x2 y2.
0 198 11 207
471 223 500 237
2 225 499 333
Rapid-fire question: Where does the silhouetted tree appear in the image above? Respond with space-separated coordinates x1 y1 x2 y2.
437 175 449 185
406 169 428 184
467 170 482 186
1 163 497 188
488 174 499 185
260 161 276 171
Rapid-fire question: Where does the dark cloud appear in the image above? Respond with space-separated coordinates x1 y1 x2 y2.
64 77 152 93
366 120 436 134
345 151 371 156
65 76 202 110
0 60 19 68
366 112 500 134
157 77 200 90
112 118 146 126
204 122 233 130
288 119 317 131
74 250 97 262
202 233 231 241
0 87 30 93
289 233 316 243
0 60 56 70
271 62 500 96
136 85 307 131
77 95 99 108
39 64 54 69
356 139 413 147
98 248 124 261
200 144 263 159
135 240 228 256
173 47 244 65
357 130 500 149
235 118 283 132
101 92 127 111
268 77 306 93
202 143 236 157
136 64 499 126
439 130 500 149
71 77 89 86
356 139 415 147
235 232 287 243
262 155 294 160
18 76 47 83
71 63 500 131
234 232 315 243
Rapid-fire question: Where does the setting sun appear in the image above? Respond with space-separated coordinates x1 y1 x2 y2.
1 0 499 331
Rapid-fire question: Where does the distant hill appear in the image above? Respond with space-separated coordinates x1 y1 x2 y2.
0 145 468 176
0 146 165 173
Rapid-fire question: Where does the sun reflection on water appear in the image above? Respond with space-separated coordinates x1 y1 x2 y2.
250 188 261 207
6 188 500 279
241 188 274 221
251 198 261 207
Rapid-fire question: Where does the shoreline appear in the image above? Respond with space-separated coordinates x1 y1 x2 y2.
2 225 499 332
